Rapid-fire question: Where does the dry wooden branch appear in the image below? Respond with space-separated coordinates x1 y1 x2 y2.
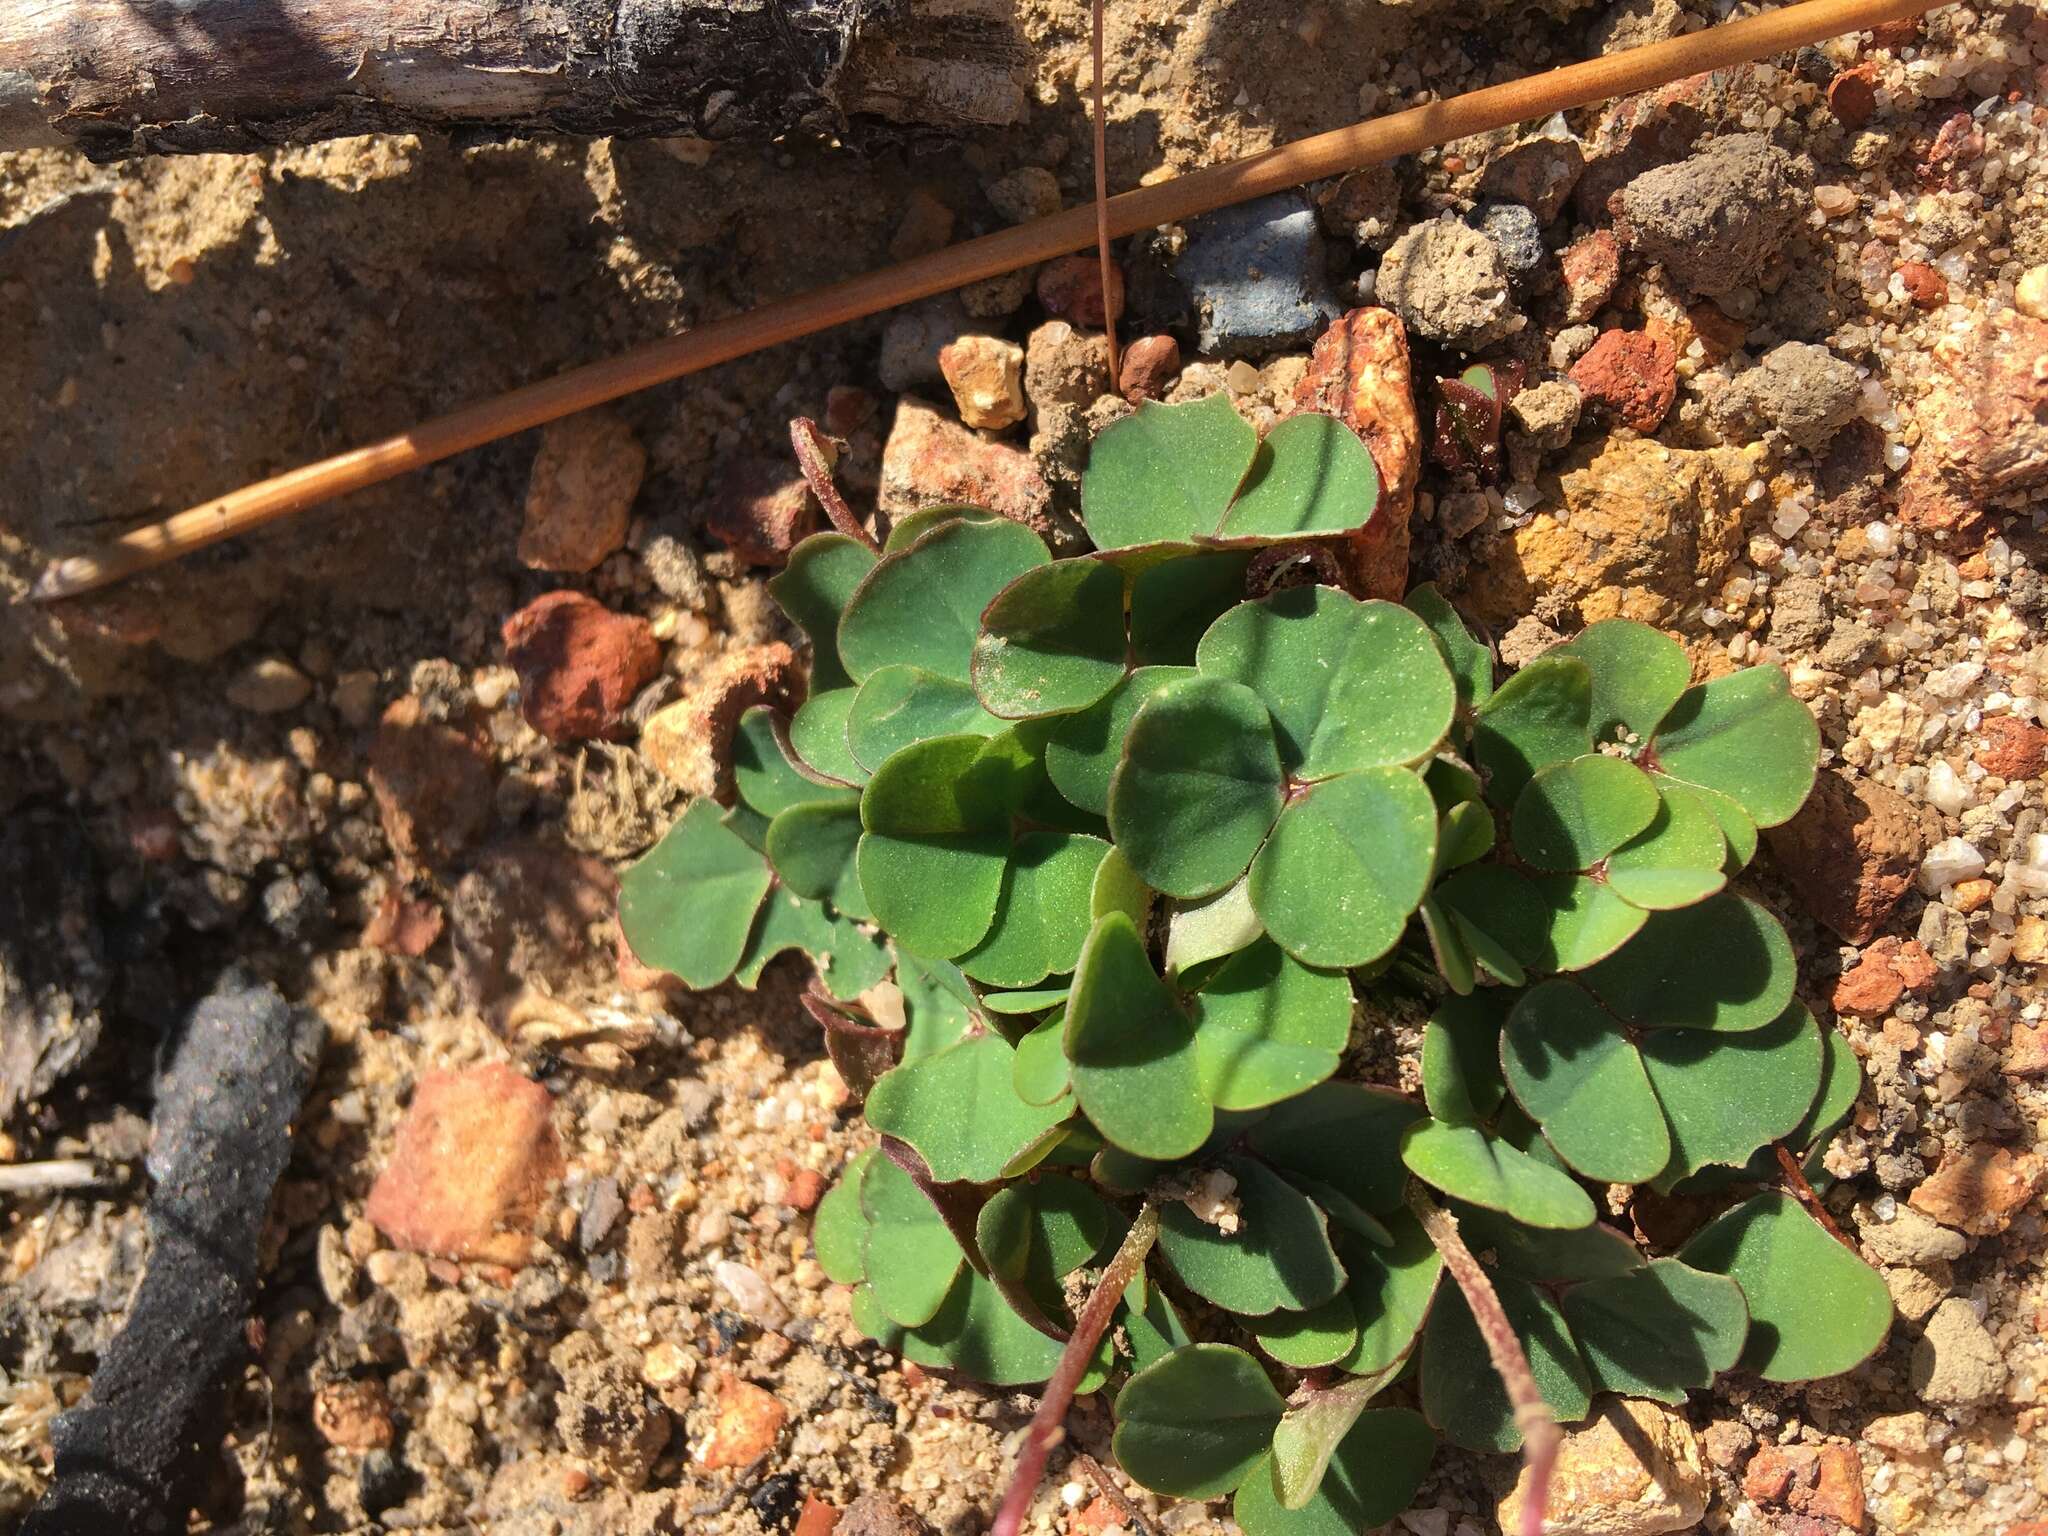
30 0 1941 602
0 0 1028 160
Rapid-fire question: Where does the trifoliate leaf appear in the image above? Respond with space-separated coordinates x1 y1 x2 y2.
1166 875 1264 975
1235 1409 1434 1536
1250 767 1436 969
1252 1292 1361 1369
811 1148 876 1284
1157 1155 1347 1315
1604 776 1730 910
1109 676 1286 900
972 557 1130 719
1191 939 1352 1110
1422 991 1507 1126
1112 1344 1287 1499
1213 414 1382 542
1421 1270 1592 1452
895 950 977 1060
619 799 772 989
959 832 1111 988
733 888 890 999
857 734 1012 957
1580 893 1796 1033
1400 1120 1596 1230
1082 394 1260 550
975 1176 1112 1291
1044 665 1197 818
1064 913 1211 1159
860 1151 967 1326
849 1283 906 1351
1640 1003 1824 1183
1130 549 1255 665
1502 981 1670 1183
900 1266 1102 1388
769 532 876 692
864 1031 1072 1184
1558 1259 1748 1402
1650 665 1819 829
1337 1213 1443 1375
1510 755 1660 873
790 686 867 784
1556 618 1689 745
838 516 1048 685
1680 1193 1891 1382
1407 583 1494 712
1196 587 1455 778
1449 1204 1643 1284
846 664 1002 771
734 706 857 817
1472 653 1593 807
766 800 870 919
1248 1082 1422 1216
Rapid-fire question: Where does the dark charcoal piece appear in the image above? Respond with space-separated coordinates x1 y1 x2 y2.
0 804 107 1124
1175 192 1344 359
749 1472 805 1531
24 977 323 1536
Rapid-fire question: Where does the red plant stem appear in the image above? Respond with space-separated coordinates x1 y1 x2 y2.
1409 1186 1557 1536
990 1202 1161 1536
789 417 881 551
1090 0 1120 381
1774 1143 1857 1251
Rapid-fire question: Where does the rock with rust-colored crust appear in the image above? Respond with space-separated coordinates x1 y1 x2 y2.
1498 1397 1708 1536
368 696 496 874
1285 307 1420 602
519 411 646 574
1909 1144 2046 1237
366 1062 565 1267
1570 329 1678 434
1831 936 1937 1017
1899 312 2048 534
1764 769 1933 945
1559 229 1623 325
695 1373 788 1470
702 456 820 566
1459 435 1750 628
878 396 1054 539
639 642 801 799
502 591 661 744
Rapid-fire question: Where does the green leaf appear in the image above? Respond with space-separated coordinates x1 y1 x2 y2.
860 1152 967 1326
1156 1154 1347 1315
1337 1213 1443 1375
1191 939 1352 1110
1510 755 1660 873
1786 1025 1861 1154
1400 1120 1596 1229
1422 991 1507 1126
849 1283 906 1351
1680 1192 1891 1381
1064 913 1211 1159
1252 1292 1361 1368
1012 1009 1073 1105
619 799 772 989
1581 893 1796 1033
1640 1003 1824 1182
896 950 977 1060
1110 676 1286 900
846 665 1002 770
733 888 890 999
1083 394 1260 550
769 532 876 693
1558 1259 1748 1402
811 1149 876 1284
1090 844 1152 927
733 707 856 817
1270 1360 1421 1504
1235 1411 1434 1536
790 686 867 784
1422 1270 1592 1452
838 516 1048 685
1604 776 1730 910
1248 1082 1422 1216
766 800 870 919
1501 981 1670 1183
1449 1204 1643 1284
1197 587 1455 777
883 505 996 555
972 558 1129 719
984 985 1070 1016
900 1266 1097 1387
1407 583 1494 712
975 1176 1112 1291
1434 800 1496 875
864 1030 1072 1183
1650 666 1819 829
960 832 1111 988
1112 1344 1286 1499
1121 1272 1195 1372
1250 767 1437 969
1213 414 1381 542
857 734 1012 958
1166 875 1264 975
1044 665 1197 818
1695 781 1760 873
1130 549 1254 665
1472 654 1593 808
1557 618 1690 745
1434 866 1645 974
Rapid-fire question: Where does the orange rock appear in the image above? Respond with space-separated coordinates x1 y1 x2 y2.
1828 65 1879 127
697 1372 789 1470
639 641 801 800
795 1495 844 1536
365 1063 564 1266
1832 937 1938 1017
1909 1144 2046 1236
1285 307 1420 602
1764 770 1932 945
1976 715 2048 781
1068 1496 1122 1536
1742 1443 1866 1530
519 410 645 573
877 397 1054 539
1896 260 1947 310
1811 1445 1867 1531
1570 329 1678 434
1559 230 1622 324
2006 1021 2048 1078
1118 334 1182 402
367 697 495 875
787 1168 827 1212
1037 255 1124 328
1950 877 1995 915
502 591 661 744
313 1379 394 1451
361 886 445 957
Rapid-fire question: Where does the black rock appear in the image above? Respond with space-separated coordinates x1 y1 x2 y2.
1175 192 1344 359
748 1473 804 1530
1469 201 1554 298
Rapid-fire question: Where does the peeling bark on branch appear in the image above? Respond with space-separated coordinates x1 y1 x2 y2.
0 0 1028 161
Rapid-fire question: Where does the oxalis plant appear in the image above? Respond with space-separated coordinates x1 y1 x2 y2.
619 395 1892 1536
